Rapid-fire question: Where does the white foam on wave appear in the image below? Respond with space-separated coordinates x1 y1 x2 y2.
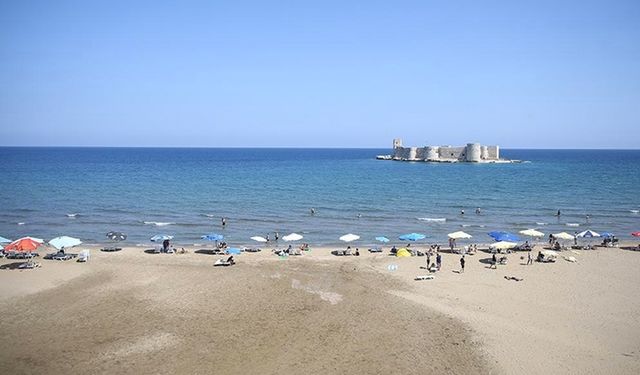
17 222 25 225
204 214 215 218
66 213 79 217
631 210 639 214
536 222 548 226
566 223 580 227
144 221 174 226
417 217 447 222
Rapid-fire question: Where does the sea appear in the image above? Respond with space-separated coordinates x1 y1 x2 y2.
0 147 638 247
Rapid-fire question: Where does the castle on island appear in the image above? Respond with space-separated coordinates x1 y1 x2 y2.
377 139 515 163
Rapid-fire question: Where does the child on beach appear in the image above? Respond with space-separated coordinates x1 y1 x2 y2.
460 256 465 273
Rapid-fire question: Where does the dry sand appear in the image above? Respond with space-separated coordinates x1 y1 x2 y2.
1 243 639 374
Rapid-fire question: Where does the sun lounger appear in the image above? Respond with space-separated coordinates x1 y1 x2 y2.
77 250 90 262
214 256 235 267
414 275 434 281
290 248 302 256
368 246 382 253
101 246 122 252
18 262 41 269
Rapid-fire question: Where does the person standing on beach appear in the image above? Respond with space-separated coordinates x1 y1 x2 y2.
275 232 279 241
527 251 533 265
436 253 442 271
574 232 578 246
266 233 270 242
491 253 497 269
460 255 465 273
426 253 431 269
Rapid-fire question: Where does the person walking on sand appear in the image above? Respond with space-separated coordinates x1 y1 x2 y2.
436 253 442 271
527 251 533 265
491 253 497 269
460 255 465 273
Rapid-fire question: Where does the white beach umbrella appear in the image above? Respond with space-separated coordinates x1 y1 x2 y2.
447 231 472 239
339 233 360 242
250 236 268 243
519 229 544 238
489 241 517 250
49 236 82 250
553 232 575 241
283 233 303 242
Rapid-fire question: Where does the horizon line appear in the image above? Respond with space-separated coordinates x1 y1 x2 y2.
1 145 640 151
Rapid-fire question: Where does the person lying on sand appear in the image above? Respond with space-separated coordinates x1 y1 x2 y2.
504 276 523 281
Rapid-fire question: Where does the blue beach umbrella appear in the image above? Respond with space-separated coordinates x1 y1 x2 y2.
0 236 11 244
150 234 174 242
399 233 426 241
488 231 520 242
226 248 241 255
375 236 390 243
202 233 224 242
600 232 614 238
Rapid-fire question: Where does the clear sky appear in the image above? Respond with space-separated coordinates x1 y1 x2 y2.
1 1 639 148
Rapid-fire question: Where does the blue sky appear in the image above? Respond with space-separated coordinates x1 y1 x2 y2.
1 1 639 148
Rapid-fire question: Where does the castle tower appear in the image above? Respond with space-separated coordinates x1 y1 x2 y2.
465 143 481 162
393 138 403 149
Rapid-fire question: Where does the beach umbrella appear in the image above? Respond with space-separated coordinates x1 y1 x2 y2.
375 236 390 243
553 232 575 241
4 237 42 252
396 248 412 257
399 233 426 241
599 232 614 238
519 229 544 238
448 231 472 239
489 241 517 250
576 230 600 238
226 248 241 255
339 233 360 242
0 236 11 243
283 233 303 242
106 231 127 242
49 236 82 250
250 236 268 243
488 231 520 242
150 234 174 242
201 233 224 242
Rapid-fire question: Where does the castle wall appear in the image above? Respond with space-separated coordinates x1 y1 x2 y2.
391 142 501 162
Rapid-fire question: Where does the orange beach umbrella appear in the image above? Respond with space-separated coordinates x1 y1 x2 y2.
3 237 43 252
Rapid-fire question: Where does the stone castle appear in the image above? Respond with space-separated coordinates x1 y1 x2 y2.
379 139 508 163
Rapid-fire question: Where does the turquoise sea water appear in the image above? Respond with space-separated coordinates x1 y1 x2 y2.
0 148 638 246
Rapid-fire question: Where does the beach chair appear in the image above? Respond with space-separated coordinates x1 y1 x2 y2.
77 250 90 262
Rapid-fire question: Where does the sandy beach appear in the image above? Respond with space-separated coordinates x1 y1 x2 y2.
1 243 639 374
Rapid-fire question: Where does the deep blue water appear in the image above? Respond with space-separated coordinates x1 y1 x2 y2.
0 147 638 246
